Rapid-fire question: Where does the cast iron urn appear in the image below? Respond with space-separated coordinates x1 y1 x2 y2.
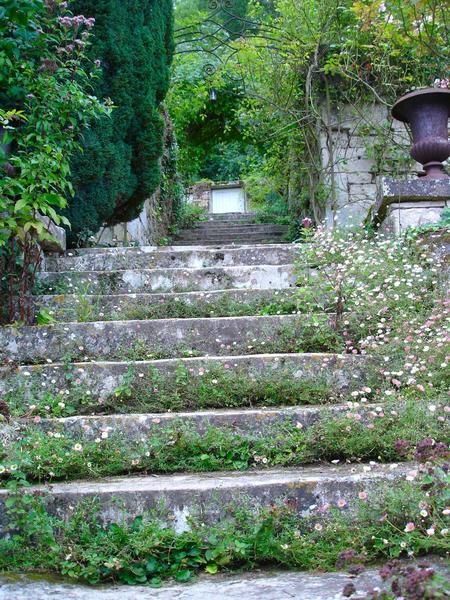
392 88 450 179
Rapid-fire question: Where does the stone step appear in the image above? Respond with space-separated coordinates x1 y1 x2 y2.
191 221 269 229
0 463 414 528
1 353 367 403
44 244 299 272
0 314 338 364
206 212 257 221
173 234 288 244
33 288 298 322
37 265 296 295
28 402 376 441
1 563 447 600
64 242 294 256
172 239 289 246
179 224 288 234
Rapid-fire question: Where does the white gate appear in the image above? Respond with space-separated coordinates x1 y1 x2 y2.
211 187 246 213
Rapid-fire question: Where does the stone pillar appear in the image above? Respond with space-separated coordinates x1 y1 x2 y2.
372 178 449 235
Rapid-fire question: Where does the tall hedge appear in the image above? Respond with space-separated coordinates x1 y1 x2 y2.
66 0 174 244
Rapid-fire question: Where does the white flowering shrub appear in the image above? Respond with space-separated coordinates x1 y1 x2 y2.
295 227 449 401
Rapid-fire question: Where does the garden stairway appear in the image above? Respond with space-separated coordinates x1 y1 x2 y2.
0 231 421 593
173 212 290 245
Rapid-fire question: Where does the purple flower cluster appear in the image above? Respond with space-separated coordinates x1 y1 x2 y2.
414 437 449 463
58 15 95 30
394 438 411 457
344 560 443 599
380 562 437 600
40 58 58 73
336 549 366 570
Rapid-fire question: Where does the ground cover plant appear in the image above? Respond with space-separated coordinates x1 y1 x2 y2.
0 398 448 484
4 362 347 418
29 290 300 323
53 291 300 323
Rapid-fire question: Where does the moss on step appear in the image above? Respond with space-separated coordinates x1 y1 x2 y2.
38 290 300 323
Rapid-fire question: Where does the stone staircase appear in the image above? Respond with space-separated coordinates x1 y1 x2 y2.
0 214 417 587
173 212 289 245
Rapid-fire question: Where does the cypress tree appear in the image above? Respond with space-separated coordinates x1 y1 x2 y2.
66 0 174 244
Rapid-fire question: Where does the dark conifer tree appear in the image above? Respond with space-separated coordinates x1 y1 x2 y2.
66 0 174 243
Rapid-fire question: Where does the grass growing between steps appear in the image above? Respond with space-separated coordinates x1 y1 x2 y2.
0 461 448 586
115 316 345 362
5 360 361 418
1 399 448 484
52 292 300 323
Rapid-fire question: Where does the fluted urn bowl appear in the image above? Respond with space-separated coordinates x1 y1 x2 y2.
392 88 450 179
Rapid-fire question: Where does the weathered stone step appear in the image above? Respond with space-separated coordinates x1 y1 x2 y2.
37 265 296 295
28 402 376 440
0 315 337 364
179 224 288 234
44 244 299 272
1 353 366 403
0 463 414 528
191 221 275 229
207 212 257 221
33 288 298 322
173 234 288 244
2 563 447 600
172 238 290 246
65 242 293 256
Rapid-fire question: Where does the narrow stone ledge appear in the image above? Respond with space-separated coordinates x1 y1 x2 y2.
26 402 377 440
45 243 300 271
0 561 448 600
371 177 450 233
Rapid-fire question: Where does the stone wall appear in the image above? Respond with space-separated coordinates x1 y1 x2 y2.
321 104 421 226
94 191 171 247
188 182 212 211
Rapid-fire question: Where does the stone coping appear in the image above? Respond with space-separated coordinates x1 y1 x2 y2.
371 177 450 227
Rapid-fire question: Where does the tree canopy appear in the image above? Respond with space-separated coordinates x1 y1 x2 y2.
169 0 449 219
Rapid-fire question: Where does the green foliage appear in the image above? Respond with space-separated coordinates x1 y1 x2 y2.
170 0 449 220
65 0 174 244
171 201 207 232
0 0 108 323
